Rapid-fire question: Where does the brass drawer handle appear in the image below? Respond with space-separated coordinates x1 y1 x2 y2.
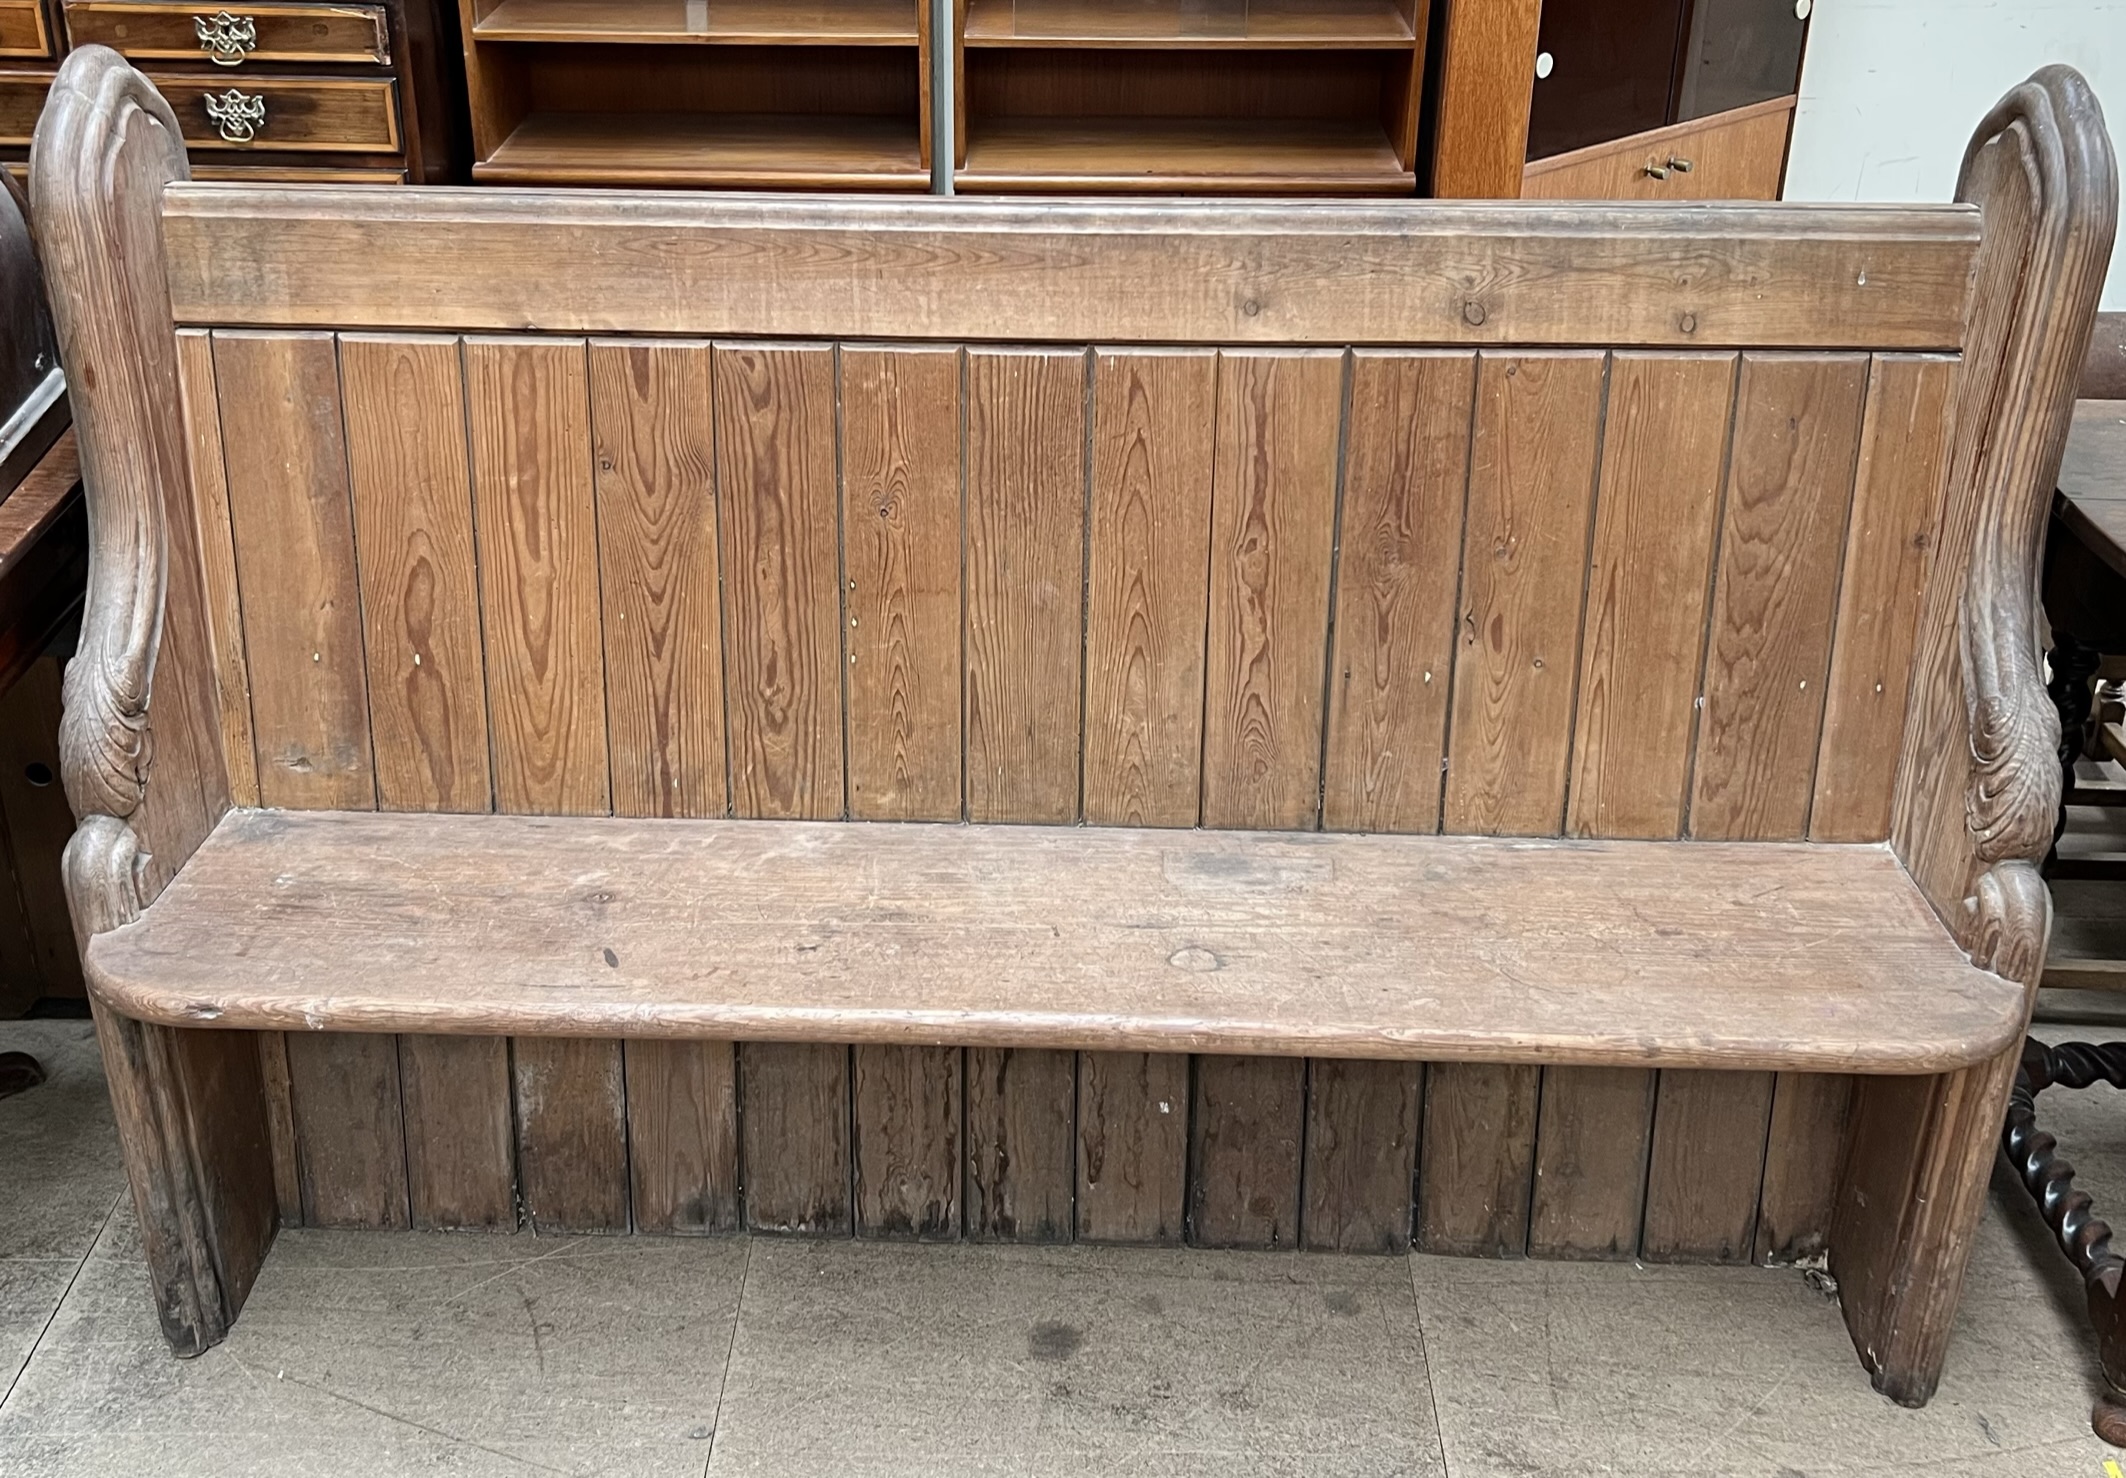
1643 156 1695 181
203 87 265 143
195 11 258 65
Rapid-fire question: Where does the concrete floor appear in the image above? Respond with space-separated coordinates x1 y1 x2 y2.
4 1019 2126 1476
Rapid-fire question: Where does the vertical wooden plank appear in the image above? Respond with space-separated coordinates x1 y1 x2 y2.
743 1043 852 1234
1201 350 1343 830
714 342 844 820
513 1038 630 1234
1076 1051 1186 1245
1690 353 1870 841
1303 1059 1421 1254
590 339 727 820
853 1045 962 1239
1811 355 1957 842
964 347 1085 824
625 1040 739 1235
1082 348 1215 827
464 336 609 816
1322 351 1475 834
1754 1072 1855 1265
175 329 257 807
255 1033 301 1227
400 1035 515 1230
1565 353 1737 839
285 1032 406 1229
341 334 492 814
1430 0 1541 198
842 345 962 822
1528 1067 1656 1260
1417 1063 1538 1257
1642 1068 1776 1263
966 1047 1075 1243
1190 1055 1306 1249
1442 351 1606 837
211 330 374 811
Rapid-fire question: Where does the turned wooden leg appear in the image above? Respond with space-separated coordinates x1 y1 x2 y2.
1829 1044 2020 1406
93 1007 279 1355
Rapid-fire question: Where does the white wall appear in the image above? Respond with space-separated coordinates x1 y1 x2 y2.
1784 0 2124 310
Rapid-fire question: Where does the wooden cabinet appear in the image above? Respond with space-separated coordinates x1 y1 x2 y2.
954 0 1429 195
1521 93 1793 200
457 0 932 189
0 1 460 182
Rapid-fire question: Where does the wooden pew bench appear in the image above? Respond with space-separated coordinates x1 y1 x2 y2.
31 47 2116 1405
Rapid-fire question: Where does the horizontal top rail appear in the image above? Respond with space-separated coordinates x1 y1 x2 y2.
161 186 1982 349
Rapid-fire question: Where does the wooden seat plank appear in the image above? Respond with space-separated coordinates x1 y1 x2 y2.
85 810 2020 1074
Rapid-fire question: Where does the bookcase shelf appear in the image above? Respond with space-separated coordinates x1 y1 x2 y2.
958 115 1406 193
963 0 1415 48
458 1 932 188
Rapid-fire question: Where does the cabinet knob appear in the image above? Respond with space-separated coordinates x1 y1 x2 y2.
1668 156 1695 173
1643 164 1670 180
194 11 258 65
203 87 266 144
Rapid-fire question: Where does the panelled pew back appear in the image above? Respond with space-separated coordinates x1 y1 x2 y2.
32 48 2116 1400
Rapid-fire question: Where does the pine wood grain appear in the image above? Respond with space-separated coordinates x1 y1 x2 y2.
1754 1072 1854 1265
1565 353 1737 838
1201 350 1342 829
1303 1059 1420 1253
1641 1068 1775 1263
256 1032 301 1226
1322 351 1475 833
841 345 962 821
400 1034 516 1230
1189 1054 1305 1248
1417 1062 1537 1256
96 811 2026 1073
174 329 257 807
285 1032 407 1228
854 1044 962 1239
464 336 610 816
514 1038 630 1233
1690 354 1869 841
965 347 1086 823
1810 355 1956 842
341 334 493 814
1077 1051 1186 1243
624 1039 739 1233
1527 1066 1655 1259
966 1047 1076 1242
714 343 844 820
742 1042 852 1233
1443 352 1606 836
165 188 1982 353
589 339 727 820
212 330 375 811
1083 349 1215 827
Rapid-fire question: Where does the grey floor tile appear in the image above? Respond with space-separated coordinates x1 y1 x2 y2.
708 1239 1442 1477
0 1021 126 1262
0 1211 743 1477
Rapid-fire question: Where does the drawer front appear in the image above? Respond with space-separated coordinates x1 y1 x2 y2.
65 2 388 65
0 3 51 58
154 73 398 152
0 69 50 145
1522 97 1794 202
190 161 403 182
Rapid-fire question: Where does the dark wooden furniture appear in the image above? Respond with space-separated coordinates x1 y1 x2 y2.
951 0 1430 194
1433 0 1806 201
31 51 2116 1417
0 0 462 183
456 0 932 188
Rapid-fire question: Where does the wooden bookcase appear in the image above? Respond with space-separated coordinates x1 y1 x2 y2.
458 0 933 188
952 0 1429 195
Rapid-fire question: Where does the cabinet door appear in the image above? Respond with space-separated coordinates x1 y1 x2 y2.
1677 0 1808 121
1525 0 1689 161
1521 95 1792 201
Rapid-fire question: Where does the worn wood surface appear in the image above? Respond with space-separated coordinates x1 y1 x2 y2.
174 330 257 809
966 1047 1076 1242
285 1031 407 1229
342 334 493 815
90 810 2023 1073
1755 1072 1853 1265
854 1044 962 1239
1417 1063 1538 1256
1303 1059 1421 1253
160 190 1983 352
1528 1067 1655 1259
624 1039 739 1234
514 1037 629 1233
1190 1055 1305 1248
1077 1051 1187 1244
1641 1068 1775 1263
400 1034 516 1230
741 1042 851 1234
590 339 727 821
